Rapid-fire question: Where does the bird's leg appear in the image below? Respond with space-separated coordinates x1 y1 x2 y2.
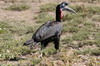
29 43 33 49
54 36 60 53
29 41 38 49
40 44 44 58
40 44 44 57
39 41 48 58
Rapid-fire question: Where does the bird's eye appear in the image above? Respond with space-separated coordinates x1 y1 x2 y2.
65 3 68 5
60 5 64 8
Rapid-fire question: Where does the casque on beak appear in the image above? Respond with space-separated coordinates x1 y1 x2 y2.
63 6 76 14
60 2 76 14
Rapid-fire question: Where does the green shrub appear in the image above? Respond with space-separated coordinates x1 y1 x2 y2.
6 4 30 11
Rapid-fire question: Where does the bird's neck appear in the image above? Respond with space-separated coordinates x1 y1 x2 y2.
56 5 62 22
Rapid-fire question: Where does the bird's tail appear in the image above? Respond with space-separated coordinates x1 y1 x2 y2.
23 39 34 46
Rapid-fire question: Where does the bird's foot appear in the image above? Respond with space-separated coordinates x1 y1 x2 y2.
29 44 33 49
38 52 45 59
55 49 60 53
39 53 43 59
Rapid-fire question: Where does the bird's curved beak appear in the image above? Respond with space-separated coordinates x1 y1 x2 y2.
61 6 76 14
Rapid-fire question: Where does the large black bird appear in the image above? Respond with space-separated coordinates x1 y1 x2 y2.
23 2 76 56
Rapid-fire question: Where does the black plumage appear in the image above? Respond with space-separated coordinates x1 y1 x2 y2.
23 2 76 56
24 21 62 50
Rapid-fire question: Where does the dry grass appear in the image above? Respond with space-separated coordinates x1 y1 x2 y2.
0 0 100 66
5 4 30 11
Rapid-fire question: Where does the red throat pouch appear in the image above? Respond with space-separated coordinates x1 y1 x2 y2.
60 9 62 19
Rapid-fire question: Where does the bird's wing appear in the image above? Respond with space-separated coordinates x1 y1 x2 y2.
33 21 62 41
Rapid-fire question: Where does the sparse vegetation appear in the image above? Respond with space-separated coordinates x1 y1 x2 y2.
0 0 100 65
0 20 35 60
40 3 57 12
92 15 100 22
6 4 30 11
32 58 41 65
70 4 100 14
70 0 100 3
75 48 100 56
35 12 54 23
43 47 57 56
72 30 89 41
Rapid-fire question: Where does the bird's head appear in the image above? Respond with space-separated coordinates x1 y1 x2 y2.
56 2 76 22
60 2 76 13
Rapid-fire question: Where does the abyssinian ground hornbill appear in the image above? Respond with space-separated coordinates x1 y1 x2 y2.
23 2 76 56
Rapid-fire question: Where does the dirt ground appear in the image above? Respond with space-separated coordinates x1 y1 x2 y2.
0 0 100 66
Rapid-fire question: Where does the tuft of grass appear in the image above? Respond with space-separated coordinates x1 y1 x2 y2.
32 59 41 65
83 40 97 46
68 27 80 33
70 5 100 14
4 20 37 36
40 3 57 12
91 48 100 56
84 21 96 28
0 29 6 34
35 12 54 23
88 6 100 14
63 25 80 33
43 47 56 56
6 4 30 11
86 57 97 66
9 25 36 36
75 48 100 56
62 37 73 44
0 21 10 28
63 13 87 21
94 32 100 47
0 39 32 60
0 40 20 60
0 20 37 60
70 0 100 3
72 30 89 41
0 21 11 34
0 33 14 41
92 15 100 22
75 48 91 55
63 17 84 33
59 51 80 66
